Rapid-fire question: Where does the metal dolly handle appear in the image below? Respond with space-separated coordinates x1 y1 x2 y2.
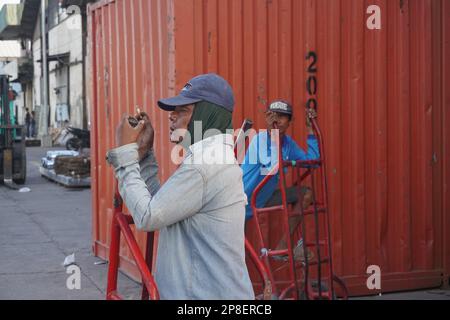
106 183 159 300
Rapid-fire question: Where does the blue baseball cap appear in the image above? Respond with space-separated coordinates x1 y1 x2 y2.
158 73 235 112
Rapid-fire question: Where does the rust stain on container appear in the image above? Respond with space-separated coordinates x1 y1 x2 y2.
88 0 450 296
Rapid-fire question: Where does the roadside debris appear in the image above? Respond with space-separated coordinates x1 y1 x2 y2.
62 253 76 267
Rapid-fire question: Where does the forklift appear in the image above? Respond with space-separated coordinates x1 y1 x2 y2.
0 74 27 188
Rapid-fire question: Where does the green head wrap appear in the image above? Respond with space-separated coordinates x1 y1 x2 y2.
182 101 233 148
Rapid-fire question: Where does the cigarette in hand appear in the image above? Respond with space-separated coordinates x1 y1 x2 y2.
128 116 139 128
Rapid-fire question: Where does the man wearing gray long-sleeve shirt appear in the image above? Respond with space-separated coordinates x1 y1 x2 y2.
106 74 254 300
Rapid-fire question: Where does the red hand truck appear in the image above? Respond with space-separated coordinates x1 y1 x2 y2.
106 186 159 300
243 111 348 300
105 114 347 300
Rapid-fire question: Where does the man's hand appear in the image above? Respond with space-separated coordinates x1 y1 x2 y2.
115 113 145 148
266 111 279 130
135 111 155 160
306 108 317 135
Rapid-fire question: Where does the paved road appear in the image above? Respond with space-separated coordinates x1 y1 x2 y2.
0 146 140 300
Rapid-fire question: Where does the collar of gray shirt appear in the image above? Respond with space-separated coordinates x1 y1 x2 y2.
184 133 236 165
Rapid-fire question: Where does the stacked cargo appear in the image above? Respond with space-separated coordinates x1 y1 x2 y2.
40 150 91 188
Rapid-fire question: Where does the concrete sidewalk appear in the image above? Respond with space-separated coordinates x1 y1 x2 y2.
0 146 141 300
1 147 449 300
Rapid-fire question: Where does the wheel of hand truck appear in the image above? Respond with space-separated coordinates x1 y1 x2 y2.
13 141 26 185
332 274 349 300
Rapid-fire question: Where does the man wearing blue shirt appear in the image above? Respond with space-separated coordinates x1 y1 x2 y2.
241 100 320 261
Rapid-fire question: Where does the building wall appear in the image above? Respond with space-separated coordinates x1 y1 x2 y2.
0 41 22 58
68 62 84 128
31 9 86 131
48 13 84 129
32 37 41 112
0 41 29 126
48 62 68 127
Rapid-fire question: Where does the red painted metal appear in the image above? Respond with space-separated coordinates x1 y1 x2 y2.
89 0 450 296
234 119 275 300
88 0 174 282
246 113 348 300
245 238 274 300
106 187 159 300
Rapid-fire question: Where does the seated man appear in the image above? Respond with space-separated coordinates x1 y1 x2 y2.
241 100 320 261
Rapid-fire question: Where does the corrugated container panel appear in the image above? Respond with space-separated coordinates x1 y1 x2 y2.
88 0 450 296
88 0 174 275
443 0 450 285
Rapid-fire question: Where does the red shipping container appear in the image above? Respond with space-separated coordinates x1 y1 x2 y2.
88 0 450 296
